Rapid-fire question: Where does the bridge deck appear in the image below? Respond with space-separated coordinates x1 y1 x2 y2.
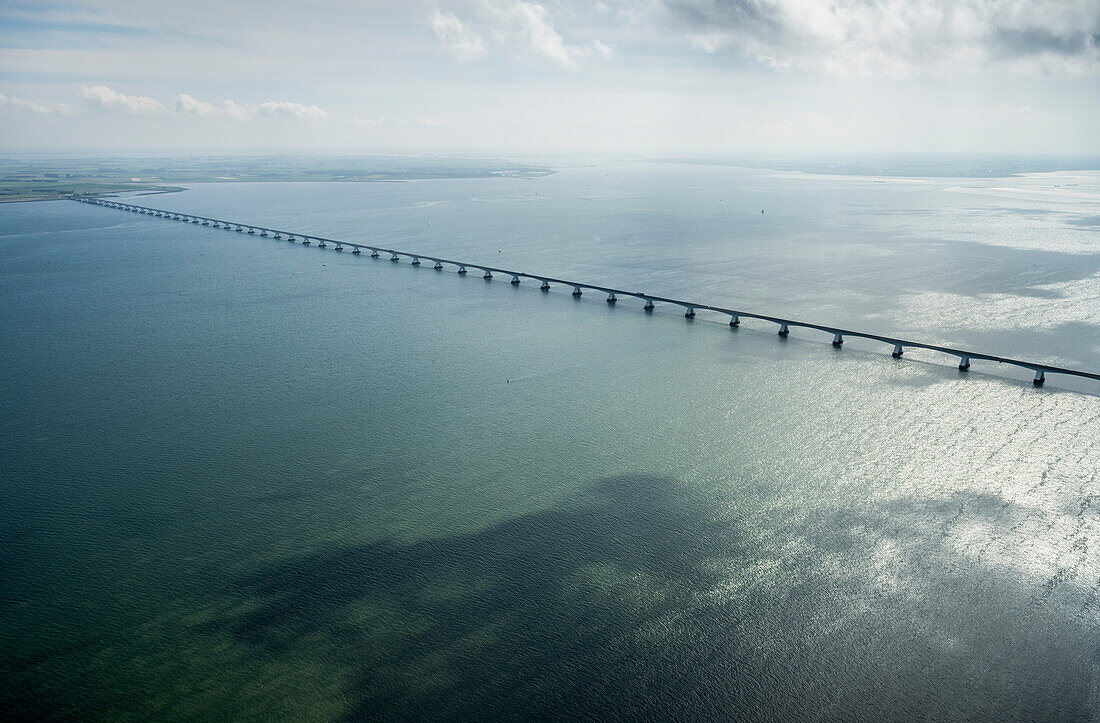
74 197 1099 385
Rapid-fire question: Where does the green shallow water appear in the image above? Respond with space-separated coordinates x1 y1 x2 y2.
2 163 1099 720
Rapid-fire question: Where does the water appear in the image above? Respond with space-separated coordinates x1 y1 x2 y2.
1 160 1098 720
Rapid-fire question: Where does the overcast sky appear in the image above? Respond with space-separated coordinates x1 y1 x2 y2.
1 0 1097 154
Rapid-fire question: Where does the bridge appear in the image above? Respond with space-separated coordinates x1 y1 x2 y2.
74 196 1100 388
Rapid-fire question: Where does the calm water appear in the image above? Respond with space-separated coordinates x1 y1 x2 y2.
2 160 1099 720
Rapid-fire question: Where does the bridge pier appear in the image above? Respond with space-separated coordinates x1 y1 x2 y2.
607 292 617 303
1033 370 1045 386
892 344 903 358
247 228 256 234
958 356 970 370
235 226 243 232
573 286 582 297
411 257 420 265
273 233 281 239
729 314 739 326
260 230 268 236
335 245 343 251
457 264 466 273
483 269 492 279
832 333 843 346
511 274 521 285
644 299 654 311
778 323 789 336
685 306 695 318
371 250 380 258
540 280 550 290
318 240 327 248
287 236 296 242
434 260 443 269
390 253 400 261
352 247 361 254
302 239 311 245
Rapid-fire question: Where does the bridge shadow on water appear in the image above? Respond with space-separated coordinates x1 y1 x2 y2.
228 475 1097 721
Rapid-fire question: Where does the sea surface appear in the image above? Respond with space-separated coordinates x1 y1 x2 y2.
2 159 1099 720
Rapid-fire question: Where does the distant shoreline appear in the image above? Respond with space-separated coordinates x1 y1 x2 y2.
0 174 556 203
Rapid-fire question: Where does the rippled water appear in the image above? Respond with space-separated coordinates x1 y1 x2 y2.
1 161 1098 720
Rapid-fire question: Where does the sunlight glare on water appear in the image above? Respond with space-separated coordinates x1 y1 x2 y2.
1 160 1098 719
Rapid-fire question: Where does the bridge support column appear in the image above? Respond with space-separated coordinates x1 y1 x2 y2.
287 236 296 242
685 306 695 318
483 269 492 279
729 315 739 326
371 250 380 257
572 286 582 297
457 264 466 273
958 356 970 370
832 333 843 346
511 274 520 285
434 260 443 269
318 240 327 248
352 247 361 254
260 230 268 236
778 323 789 336
391 253 400 261
247 228 256 234
411 257 420 265
335 245 343 251
607 292 617 303
644 299 654 311
892 344 903 358
1033 370 1045 386
235 226 243 232
302 239 311 246
540 280 550 290
273 233 281 239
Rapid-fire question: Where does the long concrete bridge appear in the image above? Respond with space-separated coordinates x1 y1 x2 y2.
74 196 1099 388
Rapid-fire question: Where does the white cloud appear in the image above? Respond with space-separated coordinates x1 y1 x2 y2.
80 85 165 114
174 94 326 121
417 115 451 126
512 2 579 67
591 39 614 58
253 101 328 120
428 1 591 67
666 0 1100 79
431 11 486 59
0 92 71 115
175 93 218 116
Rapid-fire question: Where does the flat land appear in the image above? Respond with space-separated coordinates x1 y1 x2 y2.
0 155 554 202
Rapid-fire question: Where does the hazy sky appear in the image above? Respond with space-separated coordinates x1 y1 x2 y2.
1 0 1097 154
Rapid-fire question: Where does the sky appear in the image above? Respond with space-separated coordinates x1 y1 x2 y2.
0 0 1097 154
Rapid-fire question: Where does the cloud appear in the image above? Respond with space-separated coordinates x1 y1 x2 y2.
664 0 1100 78
428 1 591 67
174 94 326 121
417 115 451 126
175 93 218 116
511 2 580 66
80 84 164 114
0 92 71 115
253 101 329 120
431 11 486 59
